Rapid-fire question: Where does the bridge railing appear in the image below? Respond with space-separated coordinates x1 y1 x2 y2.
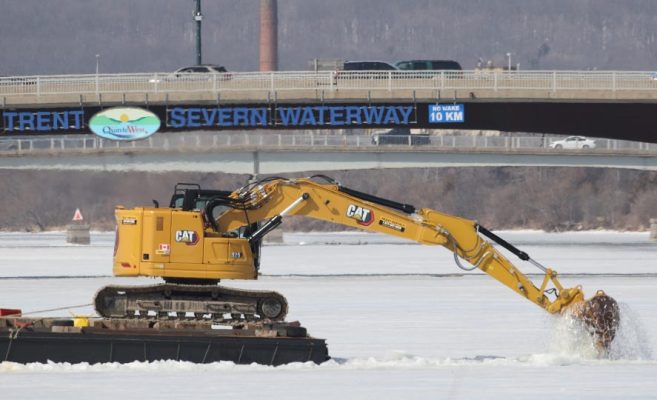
1 133 656 154
2 70 657 98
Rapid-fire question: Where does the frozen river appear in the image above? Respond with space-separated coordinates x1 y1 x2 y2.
0 231 656 399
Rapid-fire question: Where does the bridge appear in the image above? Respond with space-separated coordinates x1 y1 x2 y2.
2 70 657 143
2 132 656 174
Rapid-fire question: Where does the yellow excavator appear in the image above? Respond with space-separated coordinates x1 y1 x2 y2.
98 175 620 350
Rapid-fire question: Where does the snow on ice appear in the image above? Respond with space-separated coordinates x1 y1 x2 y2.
0 231 656 399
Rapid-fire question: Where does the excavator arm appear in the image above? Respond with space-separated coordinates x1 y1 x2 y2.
211 176 619 348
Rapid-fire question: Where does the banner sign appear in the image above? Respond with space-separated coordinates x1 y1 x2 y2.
2 109 85 132
0 103 468 136
167 105 416 129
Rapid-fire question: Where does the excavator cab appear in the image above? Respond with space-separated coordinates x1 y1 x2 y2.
168 183 233 212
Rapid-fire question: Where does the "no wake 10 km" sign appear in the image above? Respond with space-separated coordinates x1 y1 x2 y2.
428 104 465 123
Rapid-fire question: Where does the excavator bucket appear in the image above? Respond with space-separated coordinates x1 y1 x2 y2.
576 291 620 351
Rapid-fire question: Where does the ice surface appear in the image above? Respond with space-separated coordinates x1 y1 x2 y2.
1 232 656 399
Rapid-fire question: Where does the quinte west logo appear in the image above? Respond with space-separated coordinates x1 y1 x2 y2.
175 230 199 246
89 107 161 141
346 204 374 226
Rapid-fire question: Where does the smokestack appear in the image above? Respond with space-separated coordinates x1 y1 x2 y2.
259 0 278 71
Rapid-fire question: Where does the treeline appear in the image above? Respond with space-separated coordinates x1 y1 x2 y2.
2 0 657 75
1 167 655 232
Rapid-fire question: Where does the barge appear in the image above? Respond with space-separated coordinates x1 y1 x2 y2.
0 315 329 366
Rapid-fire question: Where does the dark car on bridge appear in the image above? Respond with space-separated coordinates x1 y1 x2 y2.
335 61 398 81
342 61 398 71
371 127 430 146
395 59 463 79
395 60 462 71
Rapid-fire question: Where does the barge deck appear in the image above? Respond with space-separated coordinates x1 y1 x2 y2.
0 316 329 366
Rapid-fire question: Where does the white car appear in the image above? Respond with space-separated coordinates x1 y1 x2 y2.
0 140 18 151
549 136 596 149
149 64 232 83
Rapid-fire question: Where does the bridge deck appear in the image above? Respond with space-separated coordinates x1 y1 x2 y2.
1 133 656 173
3 70 657 107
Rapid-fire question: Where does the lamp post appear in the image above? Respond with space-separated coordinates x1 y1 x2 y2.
193 0 203 65
94 54 100 100
506 52 511 71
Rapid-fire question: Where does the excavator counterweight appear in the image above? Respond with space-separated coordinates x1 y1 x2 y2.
99 175 620 351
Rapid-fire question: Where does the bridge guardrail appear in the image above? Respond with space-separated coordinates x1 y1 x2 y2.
1 133 656 154
2 70 657 98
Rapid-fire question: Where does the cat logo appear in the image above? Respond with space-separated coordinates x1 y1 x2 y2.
175 230 199 245
346 204 374 226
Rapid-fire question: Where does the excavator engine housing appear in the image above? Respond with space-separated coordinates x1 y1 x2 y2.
114 207 257 281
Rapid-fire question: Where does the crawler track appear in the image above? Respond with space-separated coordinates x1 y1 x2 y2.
94 284 288 322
